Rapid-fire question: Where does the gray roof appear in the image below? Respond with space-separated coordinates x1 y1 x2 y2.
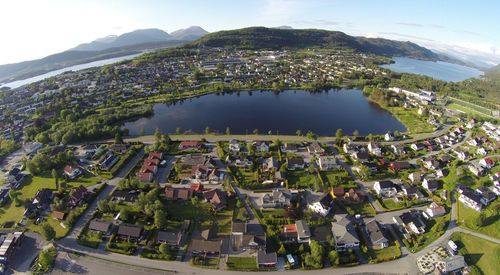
331 215 359 245
257 251 277 264
365 220 387 245
295 220 311 238
88 219 111 232
438 255 465 272
117 224 143 238
157 230 181 245
190 239 222 254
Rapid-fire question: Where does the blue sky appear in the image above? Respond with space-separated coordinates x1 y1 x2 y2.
0 0 498 65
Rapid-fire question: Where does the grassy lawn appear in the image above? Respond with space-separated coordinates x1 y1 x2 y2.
447 103 494 119
164 200 213 221
321 169 357 189
226 256 258 271
67 174 101 188
78 230 103 248
29 217 69 239
371 242 402 263
106 239 138 255
191 256 220 269
386 107 435 134
457 199 500 239
287 170 320 190
340 201 376 216
451 232 500 275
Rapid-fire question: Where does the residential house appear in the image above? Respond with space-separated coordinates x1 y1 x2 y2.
384 132 394 141
253 141 270 152
0 189 10 205
229 139 241 152
317 156 338 171
408 172 421 184
477 147 487 156
468 164 485 177
287 157 305 170
307 193 334 217
295 220 311 243
108 143 128 154
178 140 202 150
373 181 397 197
165 186 193 201
281 223 298 243
282 143 298 153
117 224 143 240
0 232 24 262
393 211 426 235
411 143 425 151
257 251 277 270
422 178 442 193
52 210 66 220
190 239 222 258
351 151 369 162
367 142 382 156
332 186 345 198
230 222 266 251
456 151 469 161
157 230 182 247
476 186 497 205
262 189 291 209
88 219 112 234
391 144 406 155
401 184 423 199
331 214 360 251
365 220 389 250
100 154 118 171
459 189 483 211
68 186 90 207
226 155 252 168
342 188 365 204
423 159 441 170
63 165 82 180
110 190 139 203
25 188 53 217
424 202 446 218
390 161 411 172
307 142 325 155
203 189 228 211
262 157 279 171
479 157 495 169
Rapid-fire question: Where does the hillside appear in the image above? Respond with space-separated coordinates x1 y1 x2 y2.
189 27 439 60
72 29 172 51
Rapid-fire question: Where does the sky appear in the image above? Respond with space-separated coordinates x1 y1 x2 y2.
0 0 499 65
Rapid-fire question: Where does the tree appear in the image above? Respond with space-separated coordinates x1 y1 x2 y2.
352 129 359 137
154 209 167 229
335 128 344 144
205 126 210 135
253 129 259 135
296 130 302 136
159 243 169 255
59 180 67 192
278 244 287 255
114 131 123 144
367 133 374 141
97 199 111 213
358 165 371 180
328 250 339 266
51 169 58 190
41 223 56 241
37 247 57 272
306 131 317 140
474 212 486 227
225 127 231 135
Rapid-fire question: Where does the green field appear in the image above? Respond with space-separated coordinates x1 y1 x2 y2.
287 170 321 191
447 103 494 119
457 199 500 239
226 256 258 271
386 107 436 134
451 232 500 275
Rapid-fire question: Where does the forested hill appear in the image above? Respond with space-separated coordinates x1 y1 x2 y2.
189 27 440 60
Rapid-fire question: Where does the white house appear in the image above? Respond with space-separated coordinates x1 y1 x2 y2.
253 141 270 152
367 142 382 157
307 193 334 217
384 132 394 141
317 156 338 171
408 172 421 183
479 158 494 169
229 139 241 152
459 190 483 211
424 202 446 218
373 181 397 197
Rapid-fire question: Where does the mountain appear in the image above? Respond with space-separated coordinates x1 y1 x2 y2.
170 26 208 41
0 27 209 84
72 29 172 51
190 27 440 60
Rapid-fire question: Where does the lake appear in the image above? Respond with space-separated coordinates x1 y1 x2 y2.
1 53 142 89
123 89 407 136
381 57 483 82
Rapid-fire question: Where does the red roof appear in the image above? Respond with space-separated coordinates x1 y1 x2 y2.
283 224 297 233
144 158 160 166
138 172 153 182
64 165 76 174
191 184 204 192
141 164 156 173
483 158 494 165
149 152 163 160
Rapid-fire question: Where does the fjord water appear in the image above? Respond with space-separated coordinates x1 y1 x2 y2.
1 53 141 89
381 57 483 82
124 89 406 136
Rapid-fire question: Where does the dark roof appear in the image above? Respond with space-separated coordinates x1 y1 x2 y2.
232 222 247 233
462 190 482 205
117 224 143 238
88 219 111 232
378 180 395 189
399 212 424 228
157 230 181 245
257 251 277 264
311 226 331 243
319 193 334 208
189 239 222 254
33 189 53 205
